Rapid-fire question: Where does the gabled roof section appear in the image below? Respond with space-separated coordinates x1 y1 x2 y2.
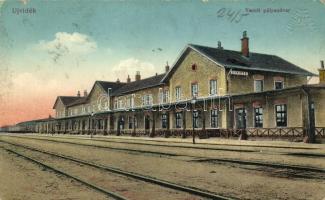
161 46 195 83
111 74 165 96
66 97 87 107
52 96 84 109
88 81 126 97
190 44 314 76
162 44 314 82
96 81 126 93
53 81 126 109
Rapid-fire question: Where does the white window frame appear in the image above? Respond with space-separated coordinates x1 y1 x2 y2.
175 86 181 101
210 109 219 128
142 94 153 106
126 96 131 108
254 79 264 92
191 83 198 97
209 79 218 96
253 107 263 128
161 113 168 129
125 95 134 109
118 98 124 109
163 89 169 103
175 112 182 128
274 104 287 127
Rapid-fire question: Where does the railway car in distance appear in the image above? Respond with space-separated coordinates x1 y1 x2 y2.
0 117 51 134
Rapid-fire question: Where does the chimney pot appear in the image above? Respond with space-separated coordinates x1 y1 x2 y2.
165 61 170 72
135 71 141 81
243 30 247 38
217 41 223 49
127 75 131 83
241 31 249 57
83 90 88 97
321 60 324 69
77 91 81 97
116 78 120 83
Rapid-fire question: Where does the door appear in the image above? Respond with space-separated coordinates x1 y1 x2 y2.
235 108 246 129
82 120 85 130
119 117 125 130
310 102 315 136
145 115 150 130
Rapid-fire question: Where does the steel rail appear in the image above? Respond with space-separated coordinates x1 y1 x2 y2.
3 136 325 174
4 148 128 200
48 134 318 150
14 135 325 158
32 135 258 153
7 135 180 156
2 140 234 200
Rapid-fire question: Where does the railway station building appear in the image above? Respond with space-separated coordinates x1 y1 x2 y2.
35 32 325 142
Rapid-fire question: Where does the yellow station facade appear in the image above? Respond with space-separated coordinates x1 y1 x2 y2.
16 32 325 142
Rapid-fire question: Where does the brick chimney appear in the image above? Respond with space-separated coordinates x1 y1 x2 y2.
241 31 249 57
165 62 170 72
127 75 131 83
83 90 88 97
135 71 141 81
77 91 81 97
319 60 325 84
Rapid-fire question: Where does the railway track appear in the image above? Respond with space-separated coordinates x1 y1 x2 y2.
7 135 185 156
22 134 320 151
4 135 325 175
48 134 318 150
32 135 258 153
4 148 128 200
2 137 325 179
0 140 234 200
9 135 325 160
31 135 325 158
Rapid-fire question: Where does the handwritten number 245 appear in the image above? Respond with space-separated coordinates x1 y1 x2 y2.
217 8 248 23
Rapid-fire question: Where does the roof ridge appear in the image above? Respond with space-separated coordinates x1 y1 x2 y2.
110 73 166 96
94 73 166 85
59 96 80 98
119 73 166 84
96 80 126 83
137 73 165 80
190 43 278 57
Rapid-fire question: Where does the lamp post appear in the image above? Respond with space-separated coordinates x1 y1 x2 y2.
191 96 197 144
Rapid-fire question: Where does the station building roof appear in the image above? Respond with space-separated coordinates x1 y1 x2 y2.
162 44 314 82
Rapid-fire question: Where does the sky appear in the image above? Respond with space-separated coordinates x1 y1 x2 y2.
0 0 325 126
